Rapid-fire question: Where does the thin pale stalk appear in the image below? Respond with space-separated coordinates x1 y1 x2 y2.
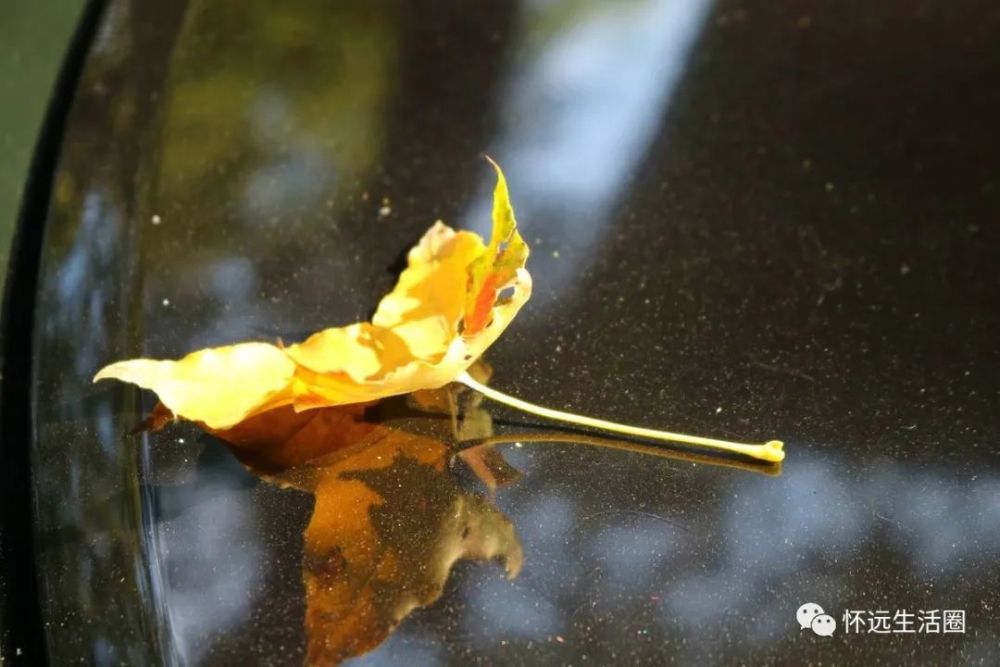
456 371 784 463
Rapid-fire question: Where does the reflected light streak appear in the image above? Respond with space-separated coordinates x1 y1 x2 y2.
466 0 714 290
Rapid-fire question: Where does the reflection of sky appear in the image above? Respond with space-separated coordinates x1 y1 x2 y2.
872 465 1000 573
50 190 118 381
187 257 263 350
464 0 714 290
653 455 1000 659
241 89 334 222
146 471 264 665
457 446 1000 659
590 519 681 585
356 634 444 667
661 458 863 651
462 493 577 642
666 455 1000 650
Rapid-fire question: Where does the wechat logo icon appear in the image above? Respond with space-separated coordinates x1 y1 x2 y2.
798 602 836 637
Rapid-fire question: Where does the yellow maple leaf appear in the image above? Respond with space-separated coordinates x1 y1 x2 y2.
94 160 532 429
97 159 785 464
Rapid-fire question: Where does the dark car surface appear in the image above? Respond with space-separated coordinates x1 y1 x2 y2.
3 0 999 664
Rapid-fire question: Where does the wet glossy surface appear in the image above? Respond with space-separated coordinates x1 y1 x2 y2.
29 0 1000 664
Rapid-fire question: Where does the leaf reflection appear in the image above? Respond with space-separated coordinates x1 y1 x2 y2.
150 371 777 665
206 397 522 666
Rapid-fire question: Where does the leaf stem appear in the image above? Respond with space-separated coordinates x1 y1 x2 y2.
456 371 785 463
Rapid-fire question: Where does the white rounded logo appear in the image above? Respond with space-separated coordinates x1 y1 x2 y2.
797 602 825 630
811 613 836 637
